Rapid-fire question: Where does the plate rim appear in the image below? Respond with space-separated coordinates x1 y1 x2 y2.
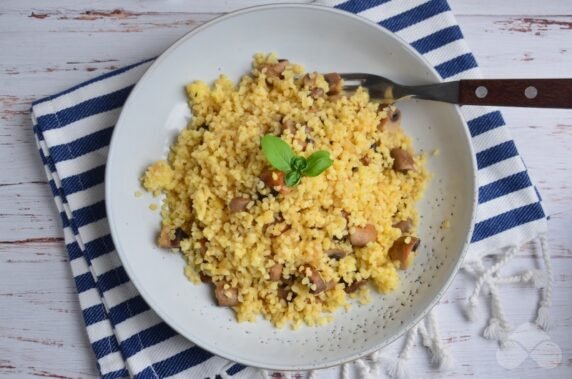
105 3 478 371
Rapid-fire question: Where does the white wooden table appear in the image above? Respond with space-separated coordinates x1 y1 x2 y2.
1 1 571 378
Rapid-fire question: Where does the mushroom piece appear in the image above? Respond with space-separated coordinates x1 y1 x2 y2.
277 286 289 300
303 266 327 294
157 226 187 248
389 236 420 270
281 118 297 135
350 224 378 247
325 280 337 291
158 227 173 248
310 87 324 99
259 169 288 193
263 60 289 78
196 238 208 255
360 155 371 166
378 105 401 132
229 196 250 213
214 283 239 306
302 72 318 88
390 148 415 173
324 72 342 95
326 249 347 260
344 280 367 294
199 273 212 283
393 218 413 234
269 263 283 281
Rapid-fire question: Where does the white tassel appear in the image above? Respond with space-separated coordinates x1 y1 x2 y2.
436 349 454 371
477 280 512 350
494 269 544 288
465 247 518 323
464 299 478 321
536 235 553 330
483 318 508 341
427 310 455 371
417 311 455 371
386 357 409 379
354 359 371 378
417 323 432 348
368 349 384 377
536 304 551 330
341 362 350 379
528 269 545 288
260 370 271 379
382 325 418 378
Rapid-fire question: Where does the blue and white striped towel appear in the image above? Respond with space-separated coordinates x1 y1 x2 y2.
31 1 551 378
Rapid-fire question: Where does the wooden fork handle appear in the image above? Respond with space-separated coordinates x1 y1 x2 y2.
458 79 572 108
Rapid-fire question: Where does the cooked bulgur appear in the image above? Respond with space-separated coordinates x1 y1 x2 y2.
142 53 429 328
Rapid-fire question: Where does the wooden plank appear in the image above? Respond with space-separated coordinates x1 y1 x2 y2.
0 0 569 16
0 242 98 379
450 0 572 16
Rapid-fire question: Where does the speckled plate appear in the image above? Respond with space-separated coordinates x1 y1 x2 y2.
106 4 477 371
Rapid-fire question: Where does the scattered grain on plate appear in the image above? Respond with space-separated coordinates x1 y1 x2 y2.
441 219 450 230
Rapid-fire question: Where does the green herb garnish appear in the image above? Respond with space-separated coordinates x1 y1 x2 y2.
260 135 333 187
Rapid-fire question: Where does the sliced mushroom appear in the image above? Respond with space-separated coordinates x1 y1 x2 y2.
360 155 371 166
350 224 377 247
302 72 318 88
310 87 324 99
326 249 347 260
214 283 239 306
277 286 289 300
344 280 367 294
196 238 208 255
269 263 283 281
389 236 420 270
263 60 289 79
325 280 337 291
281 119 297 135
390 148 415 173
393 219 413 233
324 72 342 95
158 226 187 248
229 196 250 213
259 169 288 193
199 273 212 283
302 266 327 294
378 105 401 132
174 228 188 242
389 107 401 123
158 227 173 248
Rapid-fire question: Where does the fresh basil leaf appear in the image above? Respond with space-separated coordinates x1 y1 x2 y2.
290 156 308 172
303 151 333 177
285 171 301 187
260 135 296 173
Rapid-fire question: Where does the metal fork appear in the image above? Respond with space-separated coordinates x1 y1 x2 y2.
340 73 572 108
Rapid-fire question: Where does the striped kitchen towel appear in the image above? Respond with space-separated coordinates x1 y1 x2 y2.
31 0 551 378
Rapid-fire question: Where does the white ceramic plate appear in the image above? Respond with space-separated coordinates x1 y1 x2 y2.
106 4 477 371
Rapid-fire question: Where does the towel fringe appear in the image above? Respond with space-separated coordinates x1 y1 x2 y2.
462 234 552 340
340 362 350 379
536 235 553 330
379 324 418 379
